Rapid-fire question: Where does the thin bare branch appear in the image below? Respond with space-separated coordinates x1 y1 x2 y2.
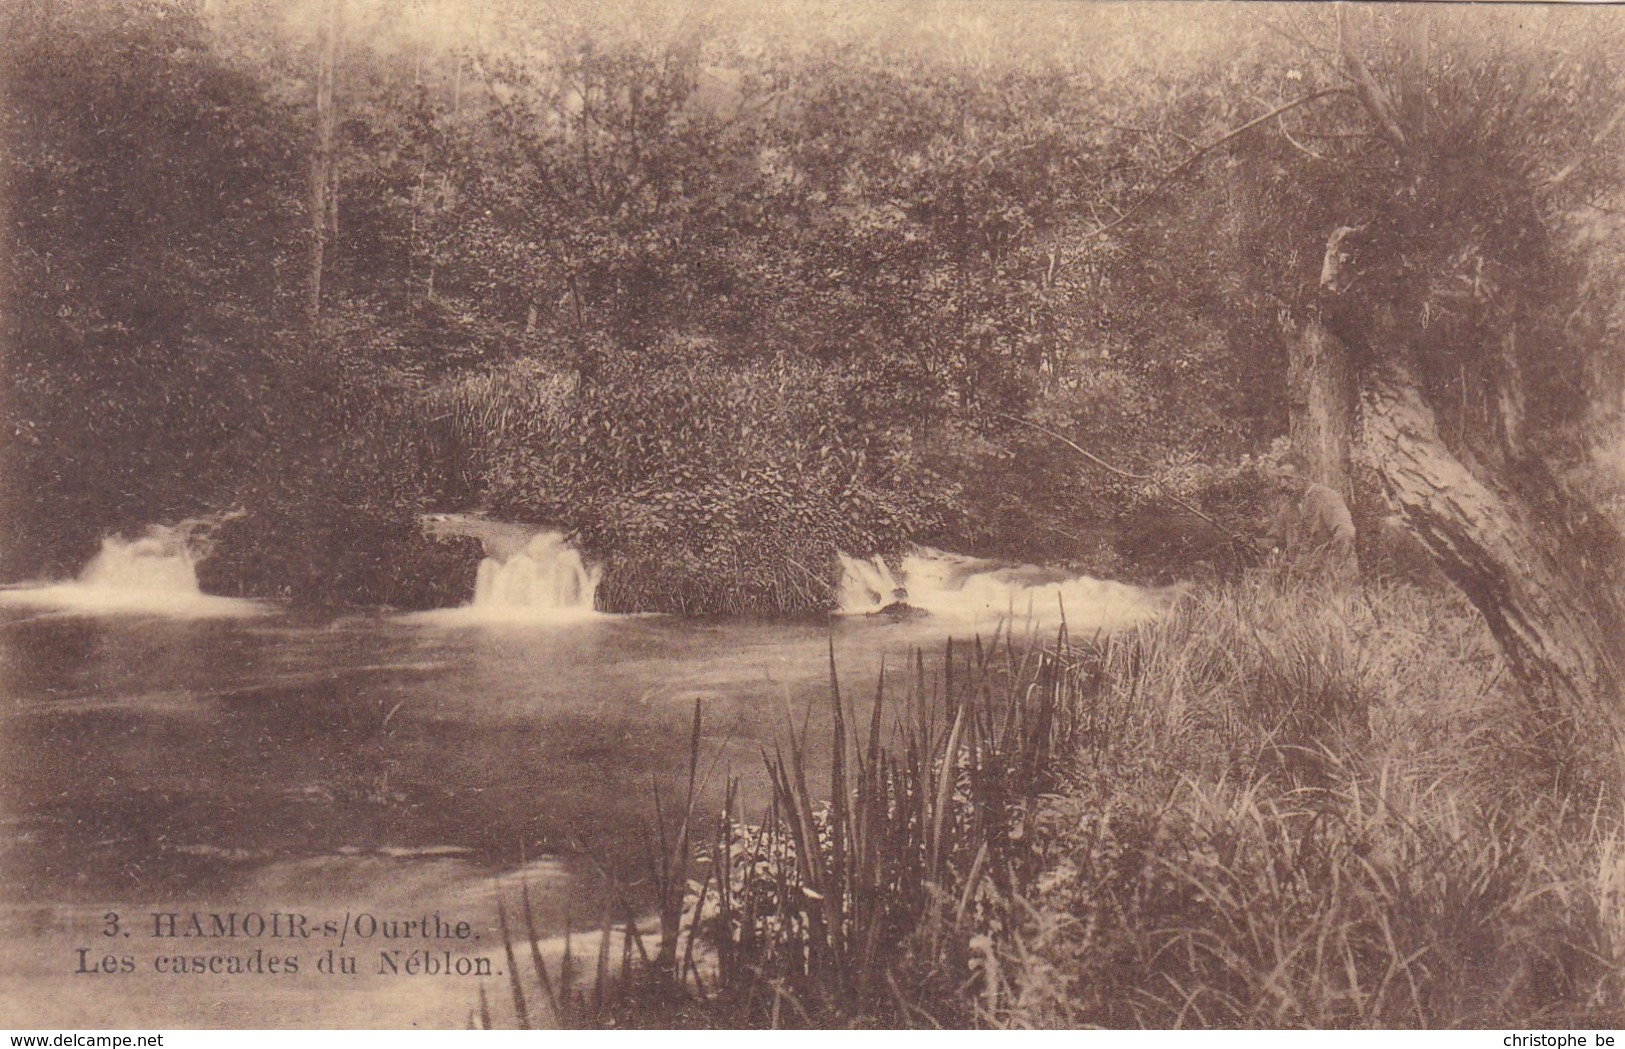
1277 117 1329 163
1080 88 1352 243
1260 10 1348 85
1336 4 1409 155
991 412 1256 552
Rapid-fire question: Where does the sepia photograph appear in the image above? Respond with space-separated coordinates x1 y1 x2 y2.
2 0 1624 1031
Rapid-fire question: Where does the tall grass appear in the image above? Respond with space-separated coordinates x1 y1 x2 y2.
489 570 1625 1028
996 574 1624 1028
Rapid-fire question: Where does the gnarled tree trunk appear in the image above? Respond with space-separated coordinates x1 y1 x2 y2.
1356 354 1621 705
1276 6 1625 723
1294 231 1624 719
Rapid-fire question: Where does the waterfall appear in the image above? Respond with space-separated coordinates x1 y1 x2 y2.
0 512 257 617
79 533 205 595
471 531 600 615
837 546 1165 631
416 515 603 625
836 553 906 613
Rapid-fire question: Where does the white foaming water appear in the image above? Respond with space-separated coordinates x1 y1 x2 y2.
415 527 602 625
0 513 259 618
838 553 908 614
838 546 1166 633
473 531 600 614
79 533 203 593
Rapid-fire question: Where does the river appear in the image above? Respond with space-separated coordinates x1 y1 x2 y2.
0 536 1161 1028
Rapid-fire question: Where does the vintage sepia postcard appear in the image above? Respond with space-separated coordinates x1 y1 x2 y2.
3 0 1623 1032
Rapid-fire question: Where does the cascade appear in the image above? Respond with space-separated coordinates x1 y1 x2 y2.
471 530 600 615
79 532 205 595
0 512 256 617
417 514 602 624
837 553 906 613
837 546 1164 631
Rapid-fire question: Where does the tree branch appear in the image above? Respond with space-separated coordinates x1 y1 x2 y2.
1336 5 1409 155
991 411 1257 553
1262 9 1346 84
1080 88 1352 244
1274 107 1329 163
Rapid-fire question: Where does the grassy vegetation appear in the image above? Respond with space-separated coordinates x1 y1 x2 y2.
999 573 1623 1028
489 569 1625 1028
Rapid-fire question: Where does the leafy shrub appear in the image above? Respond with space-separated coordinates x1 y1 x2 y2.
201 504 480 610
412 344 951 614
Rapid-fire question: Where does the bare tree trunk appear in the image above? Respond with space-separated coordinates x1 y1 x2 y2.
1301 227 1624 717
1288 314 1356 502
1356 354 1622 707
305 0 340 329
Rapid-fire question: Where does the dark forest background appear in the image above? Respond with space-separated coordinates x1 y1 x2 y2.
3 0 1622 613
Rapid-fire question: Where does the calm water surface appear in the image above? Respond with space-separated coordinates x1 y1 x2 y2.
0 602 1040 1027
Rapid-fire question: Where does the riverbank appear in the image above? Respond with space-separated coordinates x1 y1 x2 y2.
535 569 1624 1029
996 572 1623 1028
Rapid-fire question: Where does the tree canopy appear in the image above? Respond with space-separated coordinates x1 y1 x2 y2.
3 0 1622 625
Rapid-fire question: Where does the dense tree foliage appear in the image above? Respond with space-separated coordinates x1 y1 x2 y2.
3 1 1621 615
1 0 305 575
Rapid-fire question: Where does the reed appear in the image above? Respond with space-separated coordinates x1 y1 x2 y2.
487 569 1625 1028
673 624 1086 1026
479 613 1086 1027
